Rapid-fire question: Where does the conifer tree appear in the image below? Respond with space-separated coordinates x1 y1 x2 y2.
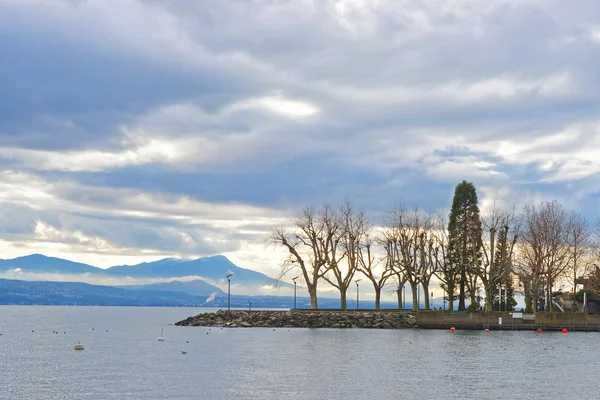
447 181 483 311
490 227 516 310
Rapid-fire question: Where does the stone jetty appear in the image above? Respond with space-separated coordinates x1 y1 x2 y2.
175 310 418 329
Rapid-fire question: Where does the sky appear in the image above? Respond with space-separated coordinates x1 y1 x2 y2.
1 0 600 301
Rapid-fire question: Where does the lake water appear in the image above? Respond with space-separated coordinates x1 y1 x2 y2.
1 306 599 399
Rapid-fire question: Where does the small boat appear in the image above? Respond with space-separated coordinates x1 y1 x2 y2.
181 351 187 354
74 343 84 351
158 328 166 342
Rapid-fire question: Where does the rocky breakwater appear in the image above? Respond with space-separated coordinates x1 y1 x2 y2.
175 310 418 329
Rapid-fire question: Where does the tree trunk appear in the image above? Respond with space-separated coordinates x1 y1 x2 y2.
423 281 430 309
411 282 419 311
340 288 347 310
396 288 402 309
308 284 318 309
447 284 454 312
524 292 532 313
375 288 381 310
532 283 538 314
458 275 466 311
546 284 552 313
484 283 491 311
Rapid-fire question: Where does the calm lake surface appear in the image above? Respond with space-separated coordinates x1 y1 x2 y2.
1 306 599 399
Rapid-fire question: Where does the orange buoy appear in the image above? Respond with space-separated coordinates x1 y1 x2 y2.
536 329 543 333
562 328 568 334
450 327 456 332
484 329 490 333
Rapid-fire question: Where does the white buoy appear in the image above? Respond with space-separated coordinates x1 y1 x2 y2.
158 328 166 342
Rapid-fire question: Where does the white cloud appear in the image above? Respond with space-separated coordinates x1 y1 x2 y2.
426 156 505 181
2 0 600 280
228 95 320 118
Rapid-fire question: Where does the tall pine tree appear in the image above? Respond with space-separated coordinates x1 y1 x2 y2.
491 227 517 311
447 181 483 311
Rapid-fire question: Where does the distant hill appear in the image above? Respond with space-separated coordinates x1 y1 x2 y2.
0 278 367 308
106 255 287 287
0 254 107 275
118 279 224 297
0 278 211 306
0 254 288 290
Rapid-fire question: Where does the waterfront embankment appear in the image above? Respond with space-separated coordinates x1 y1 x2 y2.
175 309 418 329
176 309 600 332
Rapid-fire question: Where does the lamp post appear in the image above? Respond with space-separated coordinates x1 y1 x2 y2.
355 279 362 310
583 276 590 314
402 284 405 310
499 286 503 312
226 273 234 311
292 276 299 310
248 300 252 311
416 274 423 318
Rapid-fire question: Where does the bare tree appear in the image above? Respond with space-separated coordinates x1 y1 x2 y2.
381 228 408 309
567 212 591 294
321 202 362 310
268 206 332 309
592 219 600 271
383 205 434 311
478 205 520 311
516 201 574 313
432 213 457 311
419 228 442 309
357 233 394 310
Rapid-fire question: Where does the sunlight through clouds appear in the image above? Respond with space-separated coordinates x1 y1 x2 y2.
1 0 600 290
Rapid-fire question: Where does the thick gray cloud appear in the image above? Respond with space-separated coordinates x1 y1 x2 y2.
1 0 600 274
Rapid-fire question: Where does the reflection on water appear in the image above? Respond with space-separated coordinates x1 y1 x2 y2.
1 306 599 400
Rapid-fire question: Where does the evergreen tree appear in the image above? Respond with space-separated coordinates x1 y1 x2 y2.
489 227 516 310
447 181 483 311
492 276 518 311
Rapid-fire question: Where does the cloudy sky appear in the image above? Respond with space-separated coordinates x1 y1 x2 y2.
1 0 600 285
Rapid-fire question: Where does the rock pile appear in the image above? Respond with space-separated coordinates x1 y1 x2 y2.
175 310 417 329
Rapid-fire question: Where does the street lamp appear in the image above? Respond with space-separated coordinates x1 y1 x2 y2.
583 276 590 314
416 274 423 320
226 273 234 311
355 279 362 310
292 276 299 309
416 274 423 310
499 285 503 312
248 300 252 311
398 285 404 310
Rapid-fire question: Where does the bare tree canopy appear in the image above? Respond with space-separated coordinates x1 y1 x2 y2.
478 205 520 311
268 206 332 309
515 201 576 313
268 182 595 313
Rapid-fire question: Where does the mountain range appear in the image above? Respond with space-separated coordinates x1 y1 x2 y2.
0 278 395 309
0 254 332 307
0 253 287 288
